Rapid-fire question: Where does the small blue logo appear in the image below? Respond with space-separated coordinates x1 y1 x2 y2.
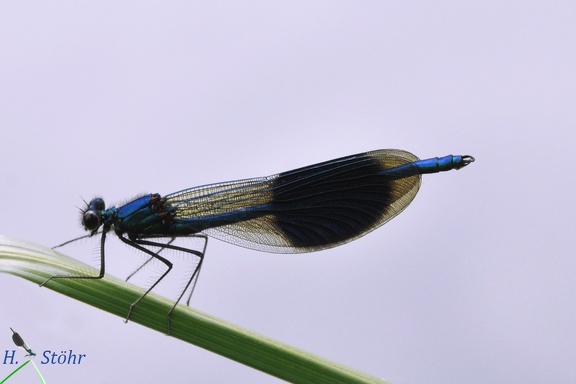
1 328 45 384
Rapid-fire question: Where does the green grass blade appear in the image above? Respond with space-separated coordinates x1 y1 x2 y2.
0 359 30 383
0 236 386 384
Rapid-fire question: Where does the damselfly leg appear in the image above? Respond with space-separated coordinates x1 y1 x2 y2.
118 234 208 332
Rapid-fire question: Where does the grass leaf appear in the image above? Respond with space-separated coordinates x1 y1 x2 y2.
0 236 386 383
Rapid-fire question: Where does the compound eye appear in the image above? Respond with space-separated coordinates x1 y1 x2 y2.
89 198 105 212
83 210 101 231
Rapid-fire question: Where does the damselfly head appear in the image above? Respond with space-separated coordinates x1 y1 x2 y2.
83 198 105 232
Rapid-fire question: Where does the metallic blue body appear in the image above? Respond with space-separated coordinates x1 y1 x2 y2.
89 151 473 253
50 149 473 330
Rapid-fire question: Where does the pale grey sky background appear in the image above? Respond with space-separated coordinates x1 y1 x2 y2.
1 1 575 383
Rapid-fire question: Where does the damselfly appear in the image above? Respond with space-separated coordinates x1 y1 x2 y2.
46 149 474 330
